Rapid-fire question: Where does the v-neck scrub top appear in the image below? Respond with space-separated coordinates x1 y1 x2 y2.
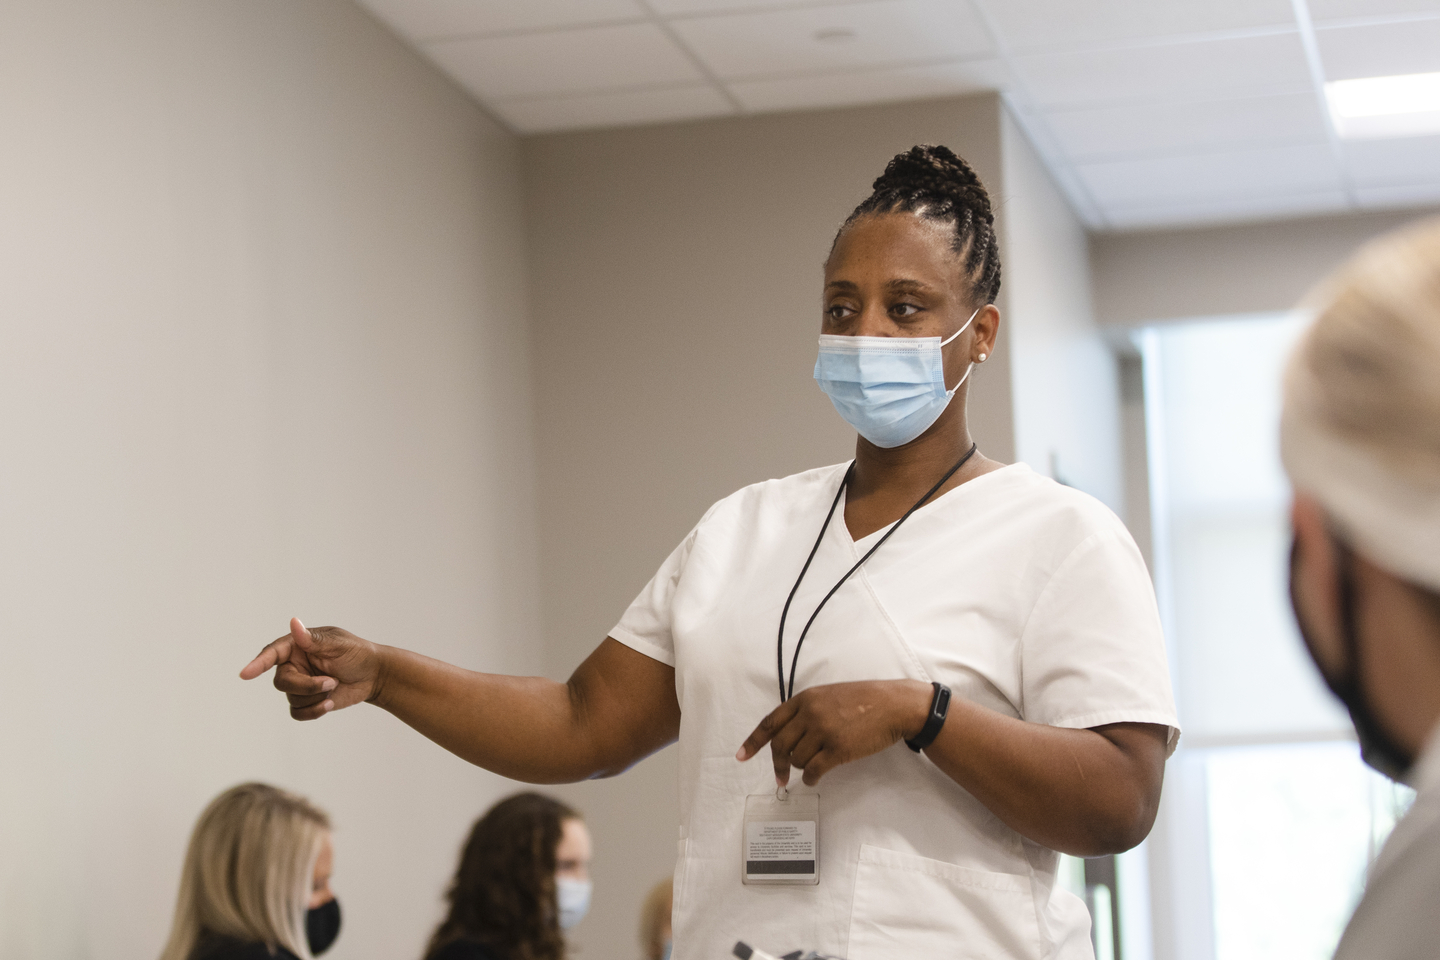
611 462 1179 960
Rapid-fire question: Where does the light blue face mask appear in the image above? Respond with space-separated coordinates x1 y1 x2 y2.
556 877 592 930
814 307 980 448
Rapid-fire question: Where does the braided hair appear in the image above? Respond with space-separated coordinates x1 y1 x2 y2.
835 144 1002 305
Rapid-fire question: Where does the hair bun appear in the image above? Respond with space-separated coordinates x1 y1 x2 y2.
836 144 1003 305
872 145 993 226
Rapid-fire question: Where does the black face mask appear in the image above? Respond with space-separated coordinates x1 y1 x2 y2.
306 898 341 957
1289 536 1415 781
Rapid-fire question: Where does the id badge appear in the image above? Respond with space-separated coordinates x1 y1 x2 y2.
742 788 819 885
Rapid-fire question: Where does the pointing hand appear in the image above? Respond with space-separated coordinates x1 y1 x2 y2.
240 618 383 720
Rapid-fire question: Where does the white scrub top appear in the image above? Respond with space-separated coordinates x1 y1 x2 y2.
611 462 1179 960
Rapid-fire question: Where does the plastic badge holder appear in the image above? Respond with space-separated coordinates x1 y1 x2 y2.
741 788 819 885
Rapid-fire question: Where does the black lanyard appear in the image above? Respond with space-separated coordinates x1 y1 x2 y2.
776 443 978 703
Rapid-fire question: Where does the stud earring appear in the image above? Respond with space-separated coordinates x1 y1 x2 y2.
977 353 988 362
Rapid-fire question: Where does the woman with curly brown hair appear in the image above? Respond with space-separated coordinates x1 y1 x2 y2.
424 793 592 960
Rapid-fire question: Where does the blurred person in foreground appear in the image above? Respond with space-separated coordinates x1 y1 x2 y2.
1283 215 1440 959
638 877 672 960
423 793 592 960
159 783 341 960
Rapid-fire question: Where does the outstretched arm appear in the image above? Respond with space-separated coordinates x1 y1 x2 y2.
241 620 679 783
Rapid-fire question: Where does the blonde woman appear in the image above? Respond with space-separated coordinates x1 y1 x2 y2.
159 783 341 960
1283 215 1440 958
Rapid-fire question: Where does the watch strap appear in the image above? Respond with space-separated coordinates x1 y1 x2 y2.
905 681 951 752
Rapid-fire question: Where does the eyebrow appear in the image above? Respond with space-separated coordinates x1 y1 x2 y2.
823 278 936 294
886 279 933 294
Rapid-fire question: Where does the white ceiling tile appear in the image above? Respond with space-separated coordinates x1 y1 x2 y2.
354 0 645 41
1045 93 1329 160
1315 19 1440 80
1015 32 1312 108
1077 143 1342 208
649 0 828 13
1307 0 1440 23
492 84 734 133
1353 181 1440 208
348 0 1436 229
1103 189 1350 229
978 0 1295 54
1342 134 1440 185
669 0 993 79
728 59 1010 113
423 23 703 100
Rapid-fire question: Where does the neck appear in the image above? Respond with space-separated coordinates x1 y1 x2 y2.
850 398 977 500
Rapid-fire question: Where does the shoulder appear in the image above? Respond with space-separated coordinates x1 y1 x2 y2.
990 463 1124 526
706 462 851 516
1337 795 1440 957
189 937 298 960
695 462 851 531
428 940 503 960
976 463 1136 557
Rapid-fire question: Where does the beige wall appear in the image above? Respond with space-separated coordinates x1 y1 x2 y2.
521 94 1019 960
1091 206 1440 327
999 111 1123 512
0 2 539 958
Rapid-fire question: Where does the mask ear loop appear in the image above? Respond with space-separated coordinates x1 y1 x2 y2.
941 306 983 395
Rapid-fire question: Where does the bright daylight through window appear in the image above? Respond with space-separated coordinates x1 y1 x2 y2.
1140 315 1415 960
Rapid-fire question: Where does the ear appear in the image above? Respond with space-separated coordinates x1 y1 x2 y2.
1291 492 1347 670
972 304 1000 363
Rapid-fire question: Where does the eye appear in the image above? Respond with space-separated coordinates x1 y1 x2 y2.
825 302 856 322
891 302 922 318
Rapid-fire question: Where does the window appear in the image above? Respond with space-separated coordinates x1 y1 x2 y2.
1207 742 1413 960
1136 314 1413 960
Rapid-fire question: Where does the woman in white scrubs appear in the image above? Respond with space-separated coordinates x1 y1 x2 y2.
242 145 1177 959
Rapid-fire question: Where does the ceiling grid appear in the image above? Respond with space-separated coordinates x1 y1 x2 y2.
1291 0 1362 205
354 0 1440 230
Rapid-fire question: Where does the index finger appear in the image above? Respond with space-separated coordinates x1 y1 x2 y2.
239 637 292 681
735 700 799 761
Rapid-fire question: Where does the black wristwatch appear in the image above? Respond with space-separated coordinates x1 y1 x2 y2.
905 681 951 752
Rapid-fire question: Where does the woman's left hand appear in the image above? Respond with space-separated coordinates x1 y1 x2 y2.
736 679 932 787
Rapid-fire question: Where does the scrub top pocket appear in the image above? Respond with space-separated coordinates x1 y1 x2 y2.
847 844 1049 960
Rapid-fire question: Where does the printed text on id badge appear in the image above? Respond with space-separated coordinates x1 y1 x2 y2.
742 790 819 885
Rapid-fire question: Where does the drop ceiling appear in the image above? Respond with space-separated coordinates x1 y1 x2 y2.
353 0 1440 230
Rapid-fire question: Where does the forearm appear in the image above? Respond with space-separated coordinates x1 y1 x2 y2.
366 637 679 784
920 697 1164 857
367 646 609 783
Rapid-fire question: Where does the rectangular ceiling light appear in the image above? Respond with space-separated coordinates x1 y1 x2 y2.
1326 72 1440 139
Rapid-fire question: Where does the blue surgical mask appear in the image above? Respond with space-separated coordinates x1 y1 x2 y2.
814 307 980 448
556 877 592 930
